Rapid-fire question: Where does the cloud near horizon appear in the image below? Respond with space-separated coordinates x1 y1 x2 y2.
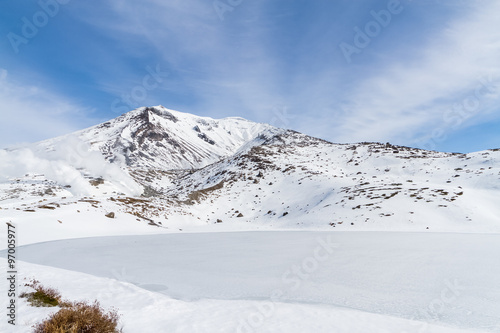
0 68 100 148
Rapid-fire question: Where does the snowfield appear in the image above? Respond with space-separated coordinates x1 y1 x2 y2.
1 231 499 332
1 106 499 234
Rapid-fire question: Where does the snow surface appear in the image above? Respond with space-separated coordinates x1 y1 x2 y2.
2 231 499 332
1 107 499 233
35 106 280 171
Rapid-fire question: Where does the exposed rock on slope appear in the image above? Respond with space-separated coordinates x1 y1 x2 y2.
1 106 499 233
46 106 281 170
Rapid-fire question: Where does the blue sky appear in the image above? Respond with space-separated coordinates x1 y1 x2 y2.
1 0 499 153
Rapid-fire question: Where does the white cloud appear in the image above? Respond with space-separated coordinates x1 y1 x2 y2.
0 69 97 148
332 0 500 146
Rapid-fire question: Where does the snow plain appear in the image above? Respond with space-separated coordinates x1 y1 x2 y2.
1 231 499 332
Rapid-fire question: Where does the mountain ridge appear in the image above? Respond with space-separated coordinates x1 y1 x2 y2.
0 105 499 237
34 105 283 171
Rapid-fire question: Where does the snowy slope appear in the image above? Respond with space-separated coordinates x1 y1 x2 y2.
0 107 499 238
37 106 281 170
148 132 500 232
0 106 280 197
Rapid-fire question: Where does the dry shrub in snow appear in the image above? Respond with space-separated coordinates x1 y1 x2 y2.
20 279 64 307
33 300 122 333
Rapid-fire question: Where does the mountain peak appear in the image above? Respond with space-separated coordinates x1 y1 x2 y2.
43 106 279 170
136 106 179 123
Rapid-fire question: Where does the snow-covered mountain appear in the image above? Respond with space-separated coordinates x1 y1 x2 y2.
1 106 500 333
141 130 500 232
1 106 499 238
38 106 281 170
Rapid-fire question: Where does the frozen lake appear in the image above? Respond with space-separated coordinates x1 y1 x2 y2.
8 231 500 331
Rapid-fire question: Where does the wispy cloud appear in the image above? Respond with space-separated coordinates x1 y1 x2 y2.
0 69 97 148
332 0 500 147
70 0 288 121
83 0 500 151
2 0 498 152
